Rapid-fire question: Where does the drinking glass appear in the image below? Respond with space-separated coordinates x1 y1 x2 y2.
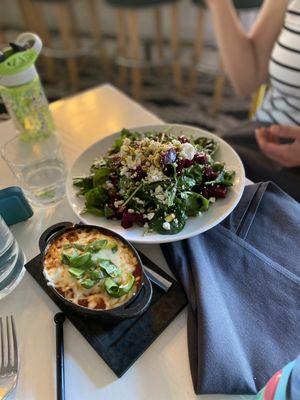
1 133 67 206
0 215 25 299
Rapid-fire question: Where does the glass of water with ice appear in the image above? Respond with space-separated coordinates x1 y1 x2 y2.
0 215 25 299
1 133 66 206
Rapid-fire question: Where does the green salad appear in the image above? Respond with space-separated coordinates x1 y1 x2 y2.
73 129 235 235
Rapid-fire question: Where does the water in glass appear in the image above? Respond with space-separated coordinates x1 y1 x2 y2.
0 216 25 299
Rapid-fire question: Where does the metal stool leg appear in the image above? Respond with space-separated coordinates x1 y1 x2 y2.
53 1 79 92
170 4 182 94
189 7 205 93
127 10 142 100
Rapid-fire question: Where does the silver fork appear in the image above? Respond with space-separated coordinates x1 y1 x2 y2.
0 317 18 400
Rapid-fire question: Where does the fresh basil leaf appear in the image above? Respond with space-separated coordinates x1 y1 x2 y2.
98 259 121 277
87 240 108 252
71 240 108 253
69 252 94 269
61 250 78 265
92 167 111 187
104 278 120 296
89 269 106 281
80 278 96 289
118 273 135 295
104 240 118 253
104 273 135 298
73 243 86 251
68 267 85 279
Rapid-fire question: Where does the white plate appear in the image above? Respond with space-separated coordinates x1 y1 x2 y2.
67 124 245 244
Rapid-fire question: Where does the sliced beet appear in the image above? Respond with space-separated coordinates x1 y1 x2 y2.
121 211 145 229
203 166 219 181
176 158 193 174
132 165 147 181
178 135 190 144
201 185 227 199
193 152 208 165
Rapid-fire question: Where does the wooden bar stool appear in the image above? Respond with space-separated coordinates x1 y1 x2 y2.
19 0 110 93
106 0 182 100
85 0 111 79
190 0 263 116
17 0 55 82
21 0 80 91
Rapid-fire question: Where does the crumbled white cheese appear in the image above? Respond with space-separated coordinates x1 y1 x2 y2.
120 165 130 177
155 185 163 195
180 143 196 160
149 141 161 152
106 181 114 189
209 197 216 203
145 166 166 183
114 200 124 208
133 197 145 205
146 212 155 220
162 222 171 231
128 209 135 213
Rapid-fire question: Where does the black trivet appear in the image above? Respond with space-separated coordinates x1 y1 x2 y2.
25 250 187 377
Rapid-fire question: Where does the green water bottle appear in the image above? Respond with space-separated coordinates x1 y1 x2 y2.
0 32 55 141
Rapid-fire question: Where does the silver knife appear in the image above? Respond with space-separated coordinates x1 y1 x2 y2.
143 264 173 292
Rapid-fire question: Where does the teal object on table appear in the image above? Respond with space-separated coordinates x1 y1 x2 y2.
0 186 33 226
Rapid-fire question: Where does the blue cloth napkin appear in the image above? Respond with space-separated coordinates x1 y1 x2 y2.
161 182 300 395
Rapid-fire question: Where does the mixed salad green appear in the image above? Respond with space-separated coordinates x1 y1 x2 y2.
73 129 235 235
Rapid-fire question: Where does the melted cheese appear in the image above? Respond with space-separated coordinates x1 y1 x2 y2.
43 228 140 310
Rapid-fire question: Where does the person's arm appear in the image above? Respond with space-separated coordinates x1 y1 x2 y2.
205 0 288 96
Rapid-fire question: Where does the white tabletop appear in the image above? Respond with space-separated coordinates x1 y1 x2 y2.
0 84 250 400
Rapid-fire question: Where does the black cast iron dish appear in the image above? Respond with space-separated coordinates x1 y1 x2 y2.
39 222 153 322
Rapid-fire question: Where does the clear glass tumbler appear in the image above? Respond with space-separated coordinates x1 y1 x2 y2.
1 133 67 206
0 215 25 300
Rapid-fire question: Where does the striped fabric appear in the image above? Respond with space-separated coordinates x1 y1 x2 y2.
256 0 300 125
